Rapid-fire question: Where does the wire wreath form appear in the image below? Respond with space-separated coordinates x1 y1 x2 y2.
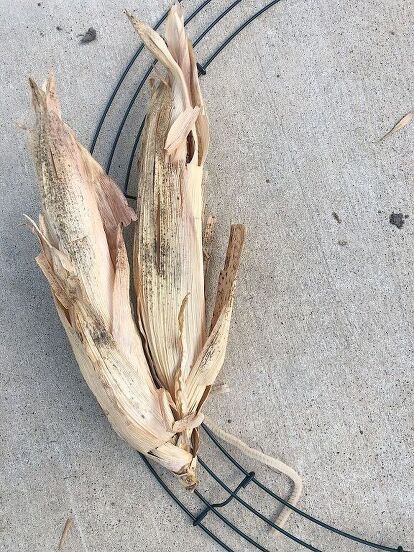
89 1 410 550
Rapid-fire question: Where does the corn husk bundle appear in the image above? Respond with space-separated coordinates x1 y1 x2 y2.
27 5 245 489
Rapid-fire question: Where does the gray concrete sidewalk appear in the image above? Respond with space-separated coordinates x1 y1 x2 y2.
1 0 413 550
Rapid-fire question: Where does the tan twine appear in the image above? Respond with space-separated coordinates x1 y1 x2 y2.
203 416 303 530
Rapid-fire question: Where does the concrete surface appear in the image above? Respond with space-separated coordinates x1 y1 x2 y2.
1 0 414 550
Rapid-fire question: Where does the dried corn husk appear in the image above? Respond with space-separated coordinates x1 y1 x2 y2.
28 5 245 489
28 75 195 483
130 4 245 470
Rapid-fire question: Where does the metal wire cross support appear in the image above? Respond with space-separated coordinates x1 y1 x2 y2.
193 470 256 526
89 1 411 550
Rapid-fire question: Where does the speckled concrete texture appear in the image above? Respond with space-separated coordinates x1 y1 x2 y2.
1 1 413 551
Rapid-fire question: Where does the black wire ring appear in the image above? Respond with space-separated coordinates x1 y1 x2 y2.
89 1 410 550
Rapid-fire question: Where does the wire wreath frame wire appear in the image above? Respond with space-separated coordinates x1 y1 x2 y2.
89 1 410 550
